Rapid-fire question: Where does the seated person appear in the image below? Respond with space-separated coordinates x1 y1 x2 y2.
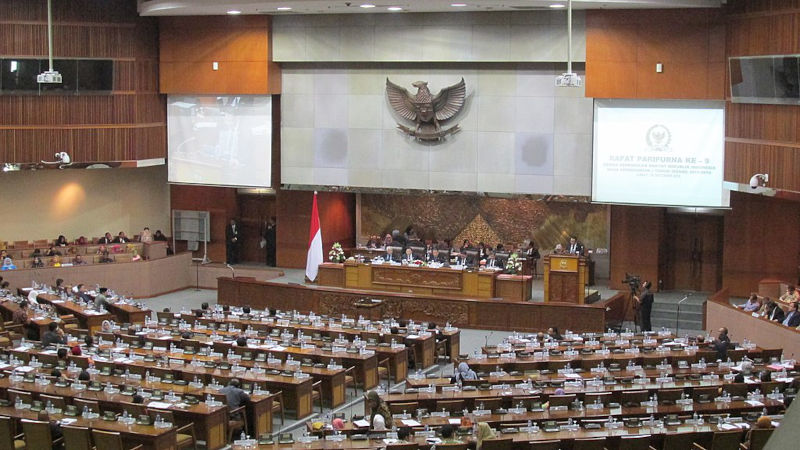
153 230 168 241
75 236 88 245
743 416 774 449
709 327 731 360
738 293 762 312
97 246 113 264
42 322 66 347
131 249 142 261
220 378 250 421
553 243 565 255
94 287 109 310
438 424 462 445
782 302 800 327
364 390 391 431
37 410 63 448
12 301 30 325
402 248 416 264
32 256 44 268
427 248 448 266
779 285 800 306
484 249 501 269
113 231 131 243
98 232 113 244
72 254 87 265
45 246 62 257
48 255 62 267
139 227 153 243
453 252 470 267
1 257 17 271
55 279 65 293
55 235 69 247
451 362 478 384
365 235 381 249
30 248 42 258
547 327 563 340
383 246 400 263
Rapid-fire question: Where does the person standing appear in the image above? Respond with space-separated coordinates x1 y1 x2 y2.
568 236 584 256
635 280 654 332
264 217 276 267
226 219 240 265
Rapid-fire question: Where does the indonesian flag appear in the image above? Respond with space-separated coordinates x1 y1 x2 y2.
305 191 323 282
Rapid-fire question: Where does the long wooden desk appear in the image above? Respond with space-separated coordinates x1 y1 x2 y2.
218 277 624 333
34 293 115 333
319 262 533 302
0 298 56 338
706 288 800 360
0 405 177 450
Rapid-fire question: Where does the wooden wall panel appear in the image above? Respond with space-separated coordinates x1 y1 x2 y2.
724 0 800 191
609 205 664 291
276 191 356 269
159 16 281 95
169 185 240 263
0 0 165 164
722 192 800 297
586 9 725 100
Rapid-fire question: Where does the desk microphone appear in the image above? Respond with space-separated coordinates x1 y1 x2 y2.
226 264 236 279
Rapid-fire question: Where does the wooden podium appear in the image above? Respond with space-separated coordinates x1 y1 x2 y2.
543 255 587 304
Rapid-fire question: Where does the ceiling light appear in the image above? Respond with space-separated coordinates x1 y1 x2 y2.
451 3 467 6
226 9 242 15
276 6 292 11
549 3 566 7
360 3 376 8
387 6 403 11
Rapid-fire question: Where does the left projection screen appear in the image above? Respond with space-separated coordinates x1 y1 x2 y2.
168 96 272 187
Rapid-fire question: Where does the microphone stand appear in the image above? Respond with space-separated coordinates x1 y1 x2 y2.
676 294 690 336
226 264 236 280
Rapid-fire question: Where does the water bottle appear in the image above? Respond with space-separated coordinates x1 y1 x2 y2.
83 406 89 417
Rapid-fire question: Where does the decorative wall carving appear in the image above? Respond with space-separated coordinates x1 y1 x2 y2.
372 267 462 290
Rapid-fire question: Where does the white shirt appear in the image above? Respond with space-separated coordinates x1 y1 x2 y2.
372 414 386 431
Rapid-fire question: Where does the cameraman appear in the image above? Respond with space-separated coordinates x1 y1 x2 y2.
634 280 654 332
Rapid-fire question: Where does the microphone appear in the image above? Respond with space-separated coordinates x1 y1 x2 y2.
226 264 236 279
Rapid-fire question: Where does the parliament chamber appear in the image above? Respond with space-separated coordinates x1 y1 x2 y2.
2 0 800 448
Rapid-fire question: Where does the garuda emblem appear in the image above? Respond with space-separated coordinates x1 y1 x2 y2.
386 78 466 141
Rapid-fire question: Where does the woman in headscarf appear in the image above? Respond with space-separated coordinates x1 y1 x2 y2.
475 422 496 450
365 390 392 431
451 362 478 384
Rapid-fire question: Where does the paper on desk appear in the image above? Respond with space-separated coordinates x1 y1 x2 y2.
565 373 582 379
718 423 739 431
148 401 173 409
60 418 77 425
448 418 461 425
401 419 422 427
353 419 370 428
745 400 764 407
15 366 35 373
406 335 419 340
41 350 58 355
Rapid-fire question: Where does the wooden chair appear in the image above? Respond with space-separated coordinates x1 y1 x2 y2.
662 432 697 450
620 390 649 407
726 349 747 362
740 428 773 450
548 394 576 408
211 393 248 443
73 398 101 414
0 415 25 450
389 401 419 415
527 440 560 450
435 399 465 415
7 389 33 405
146 409 196 449
481 438 514 450
22 419 64 450
692 430 742 450
722 383 749 399
311 380 323 412
91 430 142 450
386 443 419 450
39 394 67 410
618 435 651 450
572 437 606 450
272 391 285 425
344 366 360 396
120 401 147 418
475 397 503 412
62 425 93 450
584 392 612 406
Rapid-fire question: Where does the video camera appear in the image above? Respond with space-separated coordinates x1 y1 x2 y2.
622 273 641 292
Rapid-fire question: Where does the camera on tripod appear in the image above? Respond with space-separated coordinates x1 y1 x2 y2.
622 273 641 292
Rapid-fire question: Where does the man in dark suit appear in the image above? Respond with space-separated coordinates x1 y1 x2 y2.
484 249 501 269
634 280 654 332
98 232 113 244
567 237 584 256
220 378 250 421
711 327 730 360
384 246 400 263
782 302 800 327
226 219 240 264
427 248 448 266
42 322 66 347
766 300 785 322
264 217 276 267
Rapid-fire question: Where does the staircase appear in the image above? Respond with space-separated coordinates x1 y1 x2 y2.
649 292 707 336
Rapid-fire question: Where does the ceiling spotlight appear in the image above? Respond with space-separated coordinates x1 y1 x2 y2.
226 9 242 15
360 3 376 8
549 3 566 8
451 3 467 6
387 6 403 11
276 6 292 11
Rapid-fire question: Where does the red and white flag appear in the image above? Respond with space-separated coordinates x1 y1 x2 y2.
305 191 323 282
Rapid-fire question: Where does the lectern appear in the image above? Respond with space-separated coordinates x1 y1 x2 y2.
543 254 587 304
